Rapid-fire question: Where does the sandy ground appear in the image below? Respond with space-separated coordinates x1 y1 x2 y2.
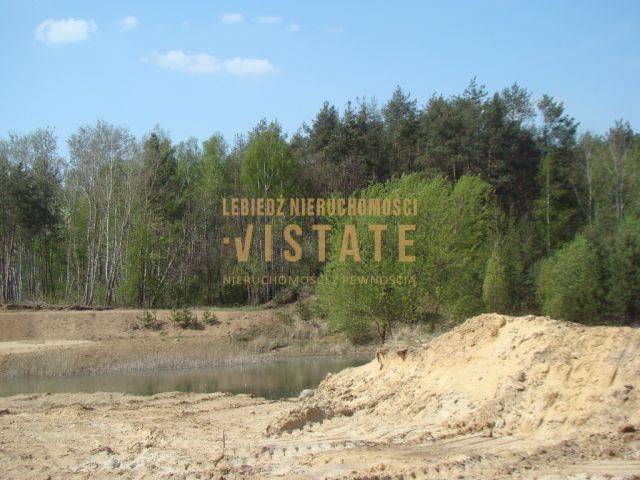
0 309 273 342
0 391 638 480
0 308 362 376
0 314 638 479
0 340 95 354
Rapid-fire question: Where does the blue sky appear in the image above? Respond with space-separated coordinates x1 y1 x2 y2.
1 1 639 153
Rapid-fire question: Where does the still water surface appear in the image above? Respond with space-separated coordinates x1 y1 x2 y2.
0 356 370 399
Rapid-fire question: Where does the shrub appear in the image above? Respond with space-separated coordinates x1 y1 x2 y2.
483 246 510 314
295 301 313 322
536 234 601 323
319 174 494 343
309 299 328 319
201 310 219 326
136 310 161 330
170 308 201 329
605 216 640 323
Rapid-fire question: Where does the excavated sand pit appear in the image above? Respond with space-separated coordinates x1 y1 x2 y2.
1 314 639 479
271 314 640 439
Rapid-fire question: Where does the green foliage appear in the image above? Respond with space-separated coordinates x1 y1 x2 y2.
0 129 63 302
534 155 581 253
319 174 494 343
605 216 640 323
536 235 601 323
240 120 297 196
142 130 180 219
295 301 313 322
482 221 535 315
533 96 582 254
309 298 328 320
382 86 419 173
483 245 510 313
170 308 201 329
201 310 219 326
136 310 161 330
2 83 638 334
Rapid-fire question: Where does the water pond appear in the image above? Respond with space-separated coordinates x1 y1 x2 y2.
0 355 371 399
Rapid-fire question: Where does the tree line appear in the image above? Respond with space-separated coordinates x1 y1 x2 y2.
1 79 638 331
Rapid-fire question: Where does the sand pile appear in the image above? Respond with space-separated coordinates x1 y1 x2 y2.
269 314 639 439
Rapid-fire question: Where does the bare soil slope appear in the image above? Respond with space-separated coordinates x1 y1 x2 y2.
0 308 275 342
271 314 640 439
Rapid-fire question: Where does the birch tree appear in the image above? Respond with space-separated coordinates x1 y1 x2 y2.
67 121 136 306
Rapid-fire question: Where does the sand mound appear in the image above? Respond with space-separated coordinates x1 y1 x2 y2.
269 314 640 438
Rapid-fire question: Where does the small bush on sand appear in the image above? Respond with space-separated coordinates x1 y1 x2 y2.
295 301 313 322
136 310 162 330
201 310 219 326
170 308 201 329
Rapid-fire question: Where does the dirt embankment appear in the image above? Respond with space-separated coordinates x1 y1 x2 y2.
271 314 640 438
0 308 276 342
0 314 638 479
0 308 362 376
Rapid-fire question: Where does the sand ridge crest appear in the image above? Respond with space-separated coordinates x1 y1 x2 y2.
269 314 640 439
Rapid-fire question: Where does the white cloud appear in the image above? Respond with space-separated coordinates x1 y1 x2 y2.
257 15 283 24
221 13 243 24
35 18 97 44
222 57 276 75
145 50 276 75
145 50 220 74
118 16 139 31
287 23 300 32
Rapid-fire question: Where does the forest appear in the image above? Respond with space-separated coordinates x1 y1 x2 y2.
1 79 639 338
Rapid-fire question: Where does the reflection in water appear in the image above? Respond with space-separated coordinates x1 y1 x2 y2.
0 356 370 399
